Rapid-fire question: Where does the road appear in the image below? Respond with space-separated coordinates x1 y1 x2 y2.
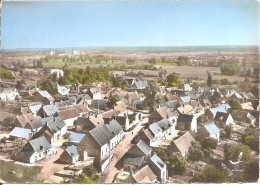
99 116 148 183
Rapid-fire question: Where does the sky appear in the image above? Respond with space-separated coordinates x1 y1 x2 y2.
1 0 260 50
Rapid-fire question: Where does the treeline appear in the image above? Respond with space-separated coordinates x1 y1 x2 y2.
220 67 240 76
158 74 181 87
38 68 113 94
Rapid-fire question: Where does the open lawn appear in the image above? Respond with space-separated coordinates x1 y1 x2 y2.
0 160 43 183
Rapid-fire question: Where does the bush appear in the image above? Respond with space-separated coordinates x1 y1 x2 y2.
229 100 242 111
93 157 102 173
83 165 98 177
223 144 251 164
201 138 218 150
169 153 186 174
192 165 228 183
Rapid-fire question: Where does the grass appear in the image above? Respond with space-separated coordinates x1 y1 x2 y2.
73 174 100 183
0 67 15 80
0 160 43 183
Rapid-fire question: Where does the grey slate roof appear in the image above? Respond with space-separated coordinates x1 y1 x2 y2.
9 127 31 139
43 104 59 117
29 136 52 152
54 100 72 108
159 100 179 109
47 117 66 133
180 96 191 102
209 103 230 117
29 116 54 130
150 154 166 170
177 114 194 123
89 120 123 146
149 123 162 136
204 123 220 134
155 118 174 132
29 104 42 114
66 145 79 157
124 153 144 166
136 140 150 156
69 132 86 143
89 124 114 146
134 80 149 89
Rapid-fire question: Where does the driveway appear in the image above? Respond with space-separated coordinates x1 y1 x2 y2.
99 117 148 183
33 146 67 182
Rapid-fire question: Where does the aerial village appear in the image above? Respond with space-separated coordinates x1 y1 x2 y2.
0 59 259 183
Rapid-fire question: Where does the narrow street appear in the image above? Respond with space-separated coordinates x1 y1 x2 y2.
99 116 148 183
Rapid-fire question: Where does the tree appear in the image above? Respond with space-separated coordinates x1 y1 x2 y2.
169 153 186 174
207 73 212 87
83 165 98 177
16 80 24 89
39 79 55 95
201 138 218 150
229 100 242 111
188 142 204 161
223 143 251 164
242 128 259 152
224 125 232 139
153 150 168 163
243 161 259 182
192 165 228 183
143 81 159 112
93 157 102 173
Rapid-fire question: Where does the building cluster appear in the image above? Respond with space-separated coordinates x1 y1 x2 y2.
0 76 259 183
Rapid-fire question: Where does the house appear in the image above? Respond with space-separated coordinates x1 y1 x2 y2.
26 116 54 132
68 94 92 105
59 104 89 116
132 165 157 183
135 128 155 147
129 80 149 91
123 140 151 171
13 113 36 128
177 104 194 114
67 132 86 145
149 106 177 124
11 107 33 116
9 127 32 141
32 90 54 105
37 104 59 118
177 114 197 132
180 83 192 91
214 112 234 128
147 154 167 183
231 110 256 126
115 112 143 131
74 115 104 133
204 103 231 120
16 136 57 163
148 118 176 146
31 116 67 143
57 107 80 127
59 145 84 164
53 100 73 108
92 99 109 109
55 83 70 97
167 132 195 158
126 92 145 105
78 120 124 158
197 123 220 142
243 92 255 102
29 104 43 117
87 87 101 100
0 91 20 101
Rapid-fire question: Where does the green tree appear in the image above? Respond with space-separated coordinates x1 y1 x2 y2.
207 73 212 87
83 165 98 177
169 153 186 174
223 144 251 164
243 161 259 182
93 157 102 173
153 150 168 163
165 74 181 87
143 81 159 112
188 142 204 161
229 100 242 111
201 138 218 150
39 79 55 95
192 165 228 183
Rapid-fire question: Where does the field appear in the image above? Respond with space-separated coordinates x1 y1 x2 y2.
0 160 43 183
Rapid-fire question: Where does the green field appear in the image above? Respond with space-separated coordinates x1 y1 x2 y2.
0 160 43 183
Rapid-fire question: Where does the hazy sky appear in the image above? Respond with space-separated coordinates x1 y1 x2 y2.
2 0 259 49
